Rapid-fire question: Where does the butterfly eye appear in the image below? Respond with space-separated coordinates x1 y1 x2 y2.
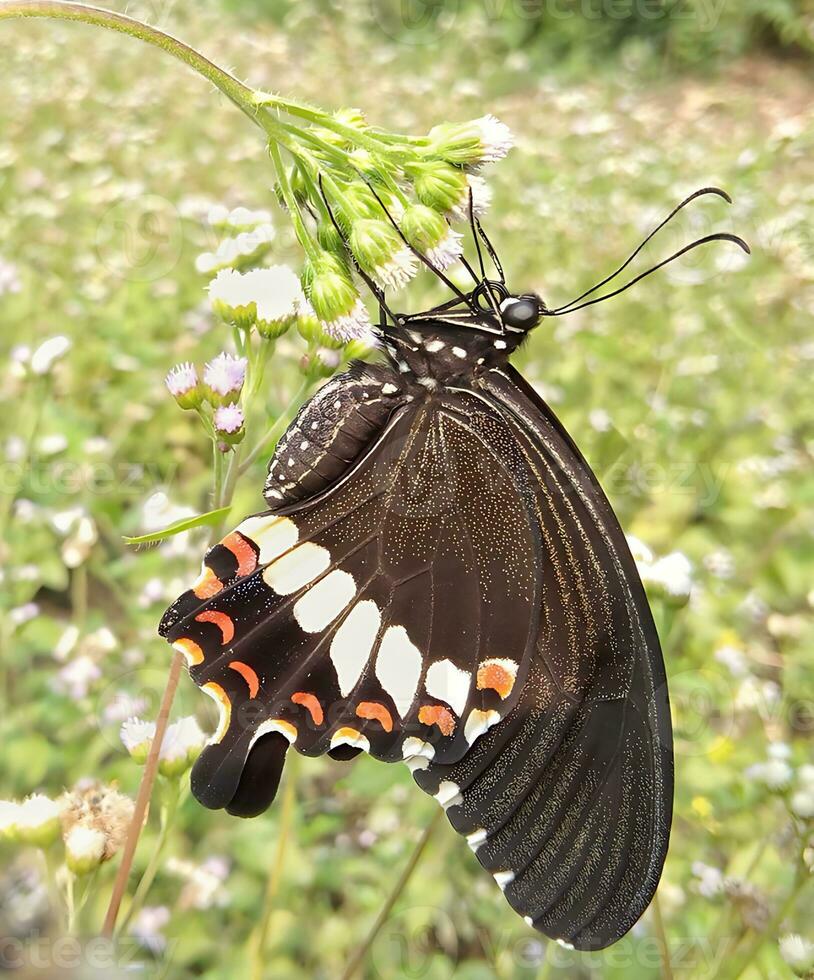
501 296 541 330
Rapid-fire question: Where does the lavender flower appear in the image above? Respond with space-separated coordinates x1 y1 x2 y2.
214 403 245 437
165 362 201 410
204 352 247 404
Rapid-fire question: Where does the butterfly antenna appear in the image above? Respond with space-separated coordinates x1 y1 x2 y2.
475 217 506 285
317 175 399 326
552 187 736 314
466 189 504 322
542 232 750 317
363 180 478 310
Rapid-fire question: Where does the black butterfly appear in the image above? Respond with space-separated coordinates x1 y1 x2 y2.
159 187 748 950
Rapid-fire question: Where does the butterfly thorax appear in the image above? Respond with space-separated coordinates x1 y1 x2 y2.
378 316 521 387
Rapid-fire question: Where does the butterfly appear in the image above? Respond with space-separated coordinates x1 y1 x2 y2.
159 186 748 950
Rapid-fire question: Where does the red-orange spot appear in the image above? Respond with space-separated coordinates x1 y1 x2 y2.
193 566 223 599
476 662 516 700
195 610 235 645
228 661 259 699
356 701 393 733
221 531 258 577
292 692 324 726
419 704 456 737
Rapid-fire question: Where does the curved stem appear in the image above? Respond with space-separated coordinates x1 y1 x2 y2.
0 1 260 124
340 807 444 980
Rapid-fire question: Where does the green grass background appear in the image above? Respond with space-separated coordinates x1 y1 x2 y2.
1 1 812 977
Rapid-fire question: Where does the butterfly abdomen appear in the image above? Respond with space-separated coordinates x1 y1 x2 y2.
264 362 407 508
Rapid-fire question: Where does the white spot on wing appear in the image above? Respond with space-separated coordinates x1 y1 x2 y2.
381 382 399 395
425 659 470 716
466 828 488 852
330 600 381 696
263 542 330 595
493 870 514 891
425 339 445 352
236 515 298 565
293 569 356 633
375 625 422 717
330 728 370 752
464 708 501 745
451 346 466 359
434 780 463 810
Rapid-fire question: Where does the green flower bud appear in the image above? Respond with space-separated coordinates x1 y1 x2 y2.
304 252 357 322
408 160 469 213
400 204 448 252
348 218 402 271
316 220 346 256
296 302 344 350
425 114 513 166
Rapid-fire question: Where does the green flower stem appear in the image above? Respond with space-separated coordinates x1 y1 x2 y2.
0 1 261 125
117 778 184 937
267 137 319 261
248 755 298 980
239 378 311 476
650 891 674 980
339 807 445 980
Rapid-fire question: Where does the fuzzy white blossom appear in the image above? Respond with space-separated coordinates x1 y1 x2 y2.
165 362 198 399
447 174 493 222
691 861 724 898
779 934 814 976
214 403 245 436
371 246 419 291
426 227 464 271
203 352 247 399
744 757 793 789
321 298 373 344
472 114 514 162
65 825 106 875
30 335 71 375
16 794 61 847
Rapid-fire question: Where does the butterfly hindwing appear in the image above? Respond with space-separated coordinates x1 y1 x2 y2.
408 365 673 950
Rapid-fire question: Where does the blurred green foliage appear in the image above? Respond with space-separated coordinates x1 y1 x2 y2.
0 1 812 978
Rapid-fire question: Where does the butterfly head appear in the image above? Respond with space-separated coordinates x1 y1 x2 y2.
499 293 545 333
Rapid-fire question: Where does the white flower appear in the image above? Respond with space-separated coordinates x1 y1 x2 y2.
0 256 21 296
62 515 98 568
9 603 38 627
37 433 68 456
799 765 814 790
54 655 101 700
790 788 814 819
165 362 198 398
426 228 464 271
447 174 492 222
120 717 157 762
159 716 207 776
0 800 20 839
779 934 814 976
641 552 693 602
83 627 117 656
30 335 71 375
321 298 372 343
371 246 419 291
214 403 244 435
627 535 654 568
745 758 793 789
473 114 514 163
589 408 612 432
65 825 106 875
131 905 171 953
103 692 149 725
168 855 230 910
768 742 791 760
204 352 247 399
16 794 61 846
691 861 724 898
714 644 750 678
250 266 304 325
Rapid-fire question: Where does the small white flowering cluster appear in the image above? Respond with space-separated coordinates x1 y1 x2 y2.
744 744 814 818
780 934 814 977
0 783 135 877
239 99 515 343
8 335 72 379
120 714 207 778
627 535 694 606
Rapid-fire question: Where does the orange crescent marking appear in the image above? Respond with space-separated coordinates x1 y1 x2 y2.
418 704 456 737
476 663 515 700
291 692 324 726
194 610 235 646
221 531 258 577
356 701 394 733
228 661 259 699
172 637 204 666
193 566 223 599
